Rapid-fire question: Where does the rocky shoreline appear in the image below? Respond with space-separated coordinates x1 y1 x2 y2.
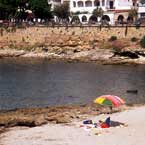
0 103 129 134
0 48 145 65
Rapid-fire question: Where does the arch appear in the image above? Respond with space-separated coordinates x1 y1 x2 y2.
127 16 133 23
70 15 81 24
78 1 84 7
102 15 110 22
85 1 92 7
89 15 98 24
94 0 100 7
82 15 87 22
118 15 124 21
117 15 124 24
73 1 76 7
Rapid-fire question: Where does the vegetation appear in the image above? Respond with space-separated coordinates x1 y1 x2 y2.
140 36 145 48
29 0 52 20
0 0 52 22
128 8 138 22
53 3 70 23
109 36 117 41
92 7 104 18
131 37 137 42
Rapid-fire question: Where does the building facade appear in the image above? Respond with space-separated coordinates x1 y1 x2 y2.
70 0 135 24
49 0 145 25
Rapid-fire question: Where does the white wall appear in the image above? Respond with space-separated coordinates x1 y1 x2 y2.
115 0 132 10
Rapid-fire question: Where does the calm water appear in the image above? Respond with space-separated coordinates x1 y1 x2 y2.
0 58 145 110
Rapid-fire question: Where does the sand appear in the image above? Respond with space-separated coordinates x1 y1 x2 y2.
0 106 145 145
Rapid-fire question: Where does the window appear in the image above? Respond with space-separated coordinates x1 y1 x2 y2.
102 0 105 6
73 1 76 7
78 1 84 7
94 0 100 7
82 15 87 22
85 1 92 7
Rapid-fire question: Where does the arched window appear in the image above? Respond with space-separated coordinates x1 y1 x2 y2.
85 1 92 7
94 0 100 7
102 15 110 21
127 16 133 22
118 15 124 23
78 1 84 7
70 16 81 24
73 1 76 7
82 15 87 22
89 15 98 24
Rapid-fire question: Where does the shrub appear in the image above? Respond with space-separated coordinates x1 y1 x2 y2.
140 36 145 48
109 36 117 41
131 37 137 42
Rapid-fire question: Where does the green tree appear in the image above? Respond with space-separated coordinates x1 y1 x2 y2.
0 0 29 20
53 3 70 23
29 0 52 20
92 7 104 18
140 36 145 48
128 8 138 22
0 0 17 19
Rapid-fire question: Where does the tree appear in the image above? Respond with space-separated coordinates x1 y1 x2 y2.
29 0 52 20
0 0 29 20
0 0 17 19
53 3 70 23
140 36 145 48
92 7 104 18
128 8 138 22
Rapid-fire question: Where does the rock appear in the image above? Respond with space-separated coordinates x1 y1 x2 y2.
115 51 139 59
90 49 114 61
46 114 70 124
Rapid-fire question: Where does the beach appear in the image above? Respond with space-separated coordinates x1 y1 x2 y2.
0 105 145 145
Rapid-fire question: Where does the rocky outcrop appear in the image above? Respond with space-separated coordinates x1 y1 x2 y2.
0 27 145 64
0 104 125 128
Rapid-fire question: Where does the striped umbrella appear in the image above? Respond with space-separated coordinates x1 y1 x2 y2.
94 95 125 107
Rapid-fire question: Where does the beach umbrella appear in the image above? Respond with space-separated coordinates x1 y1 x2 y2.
94 95 125 107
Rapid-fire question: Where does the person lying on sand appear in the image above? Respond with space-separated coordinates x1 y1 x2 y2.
98 117 111 128
98 117 128 128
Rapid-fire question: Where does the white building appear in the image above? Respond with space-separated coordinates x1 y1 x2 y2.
70 0 134 24
49 0 145 25
138 2 145 19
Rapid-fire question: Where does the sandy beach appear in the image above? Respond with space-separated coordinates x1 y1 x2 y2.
0 105 145 145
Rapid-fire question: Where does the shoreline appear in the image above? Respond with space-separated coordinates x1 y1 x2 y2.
0 103 128 132
0 105 145 145
0 49 145 65
0 103 143 131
